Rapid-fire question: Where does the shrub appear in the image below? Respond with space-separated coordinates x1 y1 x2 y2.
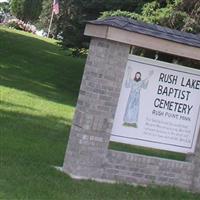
7 19 36 34
68 48 88 57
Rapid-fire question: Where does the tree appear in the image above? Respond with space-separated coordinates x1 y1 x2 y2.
38 0 70 37
61 0 152 48
101 0 200 33
37 0 53 32
175 0 200 33
100 0 200 68
0 2 10 14
38 0 152 48
10 0 43 22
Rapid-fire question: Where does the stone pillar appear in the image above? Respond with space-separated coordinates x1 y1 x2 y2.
190 131 200 192
63 38 130 179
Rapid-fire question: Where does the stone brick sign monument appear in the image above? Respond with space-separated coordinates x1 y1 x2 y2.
62 17 200 192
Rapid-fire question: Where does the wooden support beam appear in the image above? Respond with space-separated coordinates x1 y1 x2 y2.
84 24 200 61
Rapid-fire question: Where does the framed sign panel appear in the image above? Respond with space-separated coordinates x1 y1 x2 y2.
111 55 200 153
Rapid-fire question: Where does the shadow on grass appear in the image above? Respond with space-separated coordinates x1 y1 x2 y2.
0 28 85 106
0 100 39 111
0 109 71 166
0 108 71 199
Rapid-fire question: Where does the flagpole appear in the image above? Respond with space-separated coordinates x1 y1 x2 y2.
47 8 54 38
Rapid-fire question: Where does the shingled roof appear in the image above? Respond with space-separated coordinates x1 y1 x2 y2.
88 17 200 49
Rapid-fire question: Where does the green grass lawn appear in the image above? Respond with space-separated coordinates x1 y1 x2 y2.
0 27 200 200
109 141 186 161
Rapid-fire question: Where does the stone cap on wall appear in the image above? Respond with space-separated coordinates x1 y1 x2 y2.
84 17 200 61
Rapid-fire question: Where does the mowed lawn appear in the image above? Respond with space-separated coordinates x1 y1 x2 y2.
0 27 200 200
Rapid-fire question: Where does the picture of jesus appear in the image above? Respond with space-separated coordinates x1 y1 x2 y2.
123 68 153 128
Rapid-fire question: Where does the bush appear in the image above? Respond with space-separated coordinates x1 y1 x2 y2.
68 48 88 57
7 19 36 34
100 10 141 20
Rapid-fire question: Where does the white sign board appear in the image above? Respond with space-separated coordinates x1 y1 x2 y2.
111 55 200 153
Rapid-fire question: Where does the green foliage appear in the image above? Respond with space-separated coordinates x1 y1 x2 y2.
0 2 10 13
38 0 152 48
63 0 152 48
100 0 200 68
141 1 173 24
10 0 25 19
68 47 89 57
100 10 141 20
37 0 54 32
177 0 200 33
138 0 192 31
10 0 42 22
100 0 200 33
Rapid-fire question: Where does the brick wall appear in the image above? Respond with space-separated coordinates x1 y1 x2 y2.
63 37 200 192
63 38 130 178
103 150 194 190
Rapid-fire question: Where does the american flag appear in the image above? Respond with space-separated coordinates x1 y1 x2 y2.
53 0 59 15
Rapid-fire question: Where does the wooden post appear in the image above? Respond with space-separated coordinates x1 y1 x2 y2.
47 9 54 38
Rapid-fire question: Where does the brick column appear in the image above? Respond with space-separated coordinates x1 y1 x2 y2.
190 131 200 192
63 38 130 179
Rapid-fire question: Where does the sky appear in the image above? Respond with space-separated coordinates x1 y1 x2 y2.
0 0 8 2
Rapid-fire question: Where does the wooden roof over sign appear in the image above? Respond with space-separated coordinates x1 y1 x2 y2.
88 17 200 49
85 17 200 61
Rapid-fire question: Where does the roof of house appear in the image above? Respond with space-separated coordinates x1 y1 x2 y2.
88 17 200 49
